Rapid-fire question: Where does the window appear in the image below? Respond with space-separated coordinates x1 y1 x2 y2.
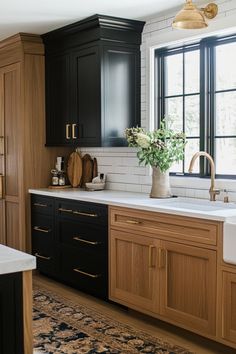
155 34 236 178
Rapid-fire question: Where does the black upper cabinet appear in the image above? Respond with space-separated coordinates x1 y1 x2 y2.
42 14 145 147
45 53 71 145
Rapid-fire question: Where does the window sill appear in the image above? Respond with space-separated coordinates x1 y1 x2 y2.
170 175 236 192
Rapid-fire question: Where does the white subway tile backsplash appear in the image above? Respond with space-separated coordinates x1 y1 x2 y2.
126 183 142 193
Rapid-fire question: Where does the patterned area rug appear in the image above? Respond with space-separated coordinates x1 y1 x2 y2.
33 287 194 354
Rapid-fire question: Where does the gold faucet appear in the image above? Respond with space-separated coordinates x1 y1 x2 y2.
188 151 220 201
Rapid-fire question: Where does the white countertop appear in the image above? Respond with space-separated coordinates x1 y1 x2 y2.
29 188 236 222
0 244 36 275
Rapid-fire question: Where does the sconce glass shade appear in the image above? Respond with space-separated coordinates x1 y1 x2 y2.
172 0 207 29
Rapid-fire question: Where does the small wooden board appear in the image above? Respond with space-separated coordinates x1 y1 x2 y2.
48 185 72 189
67 151 83 187
81 154 93 187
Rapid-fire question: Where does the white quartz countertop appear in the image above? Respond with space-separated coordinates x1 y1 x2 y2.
0 244 36 275
29 188 236 222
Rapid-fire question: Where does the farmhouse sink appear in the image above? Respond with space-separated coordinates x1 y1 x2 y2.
148 197 236 212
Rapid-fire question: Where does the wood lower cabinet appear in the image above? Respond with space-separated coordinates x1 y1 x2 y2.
109 206 220 342
222 271 236 343
110 229 159 313
159 241 216 335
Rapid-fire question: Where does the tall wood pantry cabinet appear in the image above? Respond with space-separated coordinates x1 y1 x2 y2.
42 14 145 147
0 34 71 252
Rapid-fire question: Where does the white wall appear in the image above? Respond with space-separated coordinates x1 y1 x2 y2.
81 0 236 201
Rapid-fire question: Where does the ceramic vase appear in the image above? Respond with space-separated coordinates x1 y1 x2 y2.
150 166 171 198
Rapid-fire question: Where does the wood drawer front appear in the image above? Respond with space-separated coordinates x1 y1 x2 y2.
31 195 54 215
59 249 107 299
55 199 108 225
56 219 107 252
110 207 219 246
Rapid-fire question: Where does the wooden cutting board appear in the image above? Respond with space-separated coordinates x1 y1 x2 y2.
67 151 83 187
81 154 93 187
93 157 98 179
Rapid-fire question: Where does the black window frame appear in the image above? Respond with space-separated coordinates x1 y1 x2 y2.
155 33 236 179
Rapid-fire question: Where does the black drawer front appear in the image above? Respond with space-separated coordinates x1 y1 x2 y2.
32 214 54 243
31 195 54 215
56 219 107 252
55 199 108 225
59 249 107 299
32 241 56 276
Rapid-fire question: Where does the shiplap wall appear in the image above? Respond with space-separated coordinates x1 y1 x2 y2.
80 0 236 201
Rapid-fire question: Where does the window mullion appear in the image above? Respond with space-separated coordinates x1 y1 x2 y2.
209 44 216 167
200 41 208 177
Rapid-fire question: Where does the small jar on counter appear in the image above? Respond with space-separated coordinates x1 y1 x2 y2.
51 169 59 186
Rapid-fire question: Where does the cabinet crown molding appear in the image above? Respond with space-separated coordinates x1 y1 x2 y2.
42 14 145 51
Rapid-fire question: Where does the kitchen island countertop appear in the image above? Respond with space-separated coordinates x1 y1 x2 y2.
0 244 36 275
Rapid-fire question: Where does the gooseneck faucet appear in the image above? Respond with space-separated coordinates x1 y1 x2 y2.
188 151 220 201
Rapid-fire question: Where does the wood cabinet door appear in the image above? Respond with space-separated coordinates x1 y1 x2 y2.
222 271 236 343
0 63 24 250
70 46 101 147
0 89 5 244
160 241 216 335
110 229 160 313
45 53 71 146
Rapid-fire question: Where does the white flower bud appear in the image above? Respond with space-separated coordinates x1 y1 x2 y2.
136 133 151 149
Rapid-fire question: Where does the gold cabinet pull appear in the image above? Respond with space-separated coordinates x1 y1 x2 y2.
158 248 166 268
73 268 101 278
34 202 48 208
35 253 51 260
149 245 156 268
73 210 98 218
0 136 4 156
58 207 73 214
66 124 71 139
33 226 51 233
125 219 141 225
73 236 100 245
0 174 4 200
72 124 77 139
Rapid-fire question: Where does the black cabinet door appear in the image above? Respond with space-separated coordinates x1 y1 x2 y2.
45 52 71 146
0 273 23 354
102 45 141 147
71 46 101 147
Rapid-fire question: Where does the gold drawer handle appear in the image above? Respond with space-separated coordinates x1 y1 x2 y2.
125 219 142 225
0 174 4 200
66 124 71 139
33 226 51 233
73 210 98 218
58 207 73 213
72 124 77 139
34 202 48 208
35 253 51 260
73 236 100 245
73 268 101 278
149 245 156 268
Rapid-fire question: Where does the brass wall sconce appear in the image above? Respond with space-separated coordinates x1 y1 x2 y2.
172 0 218 29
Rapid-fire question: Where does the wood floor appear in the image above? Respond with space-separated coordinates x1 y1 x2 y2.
34 275 234 354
